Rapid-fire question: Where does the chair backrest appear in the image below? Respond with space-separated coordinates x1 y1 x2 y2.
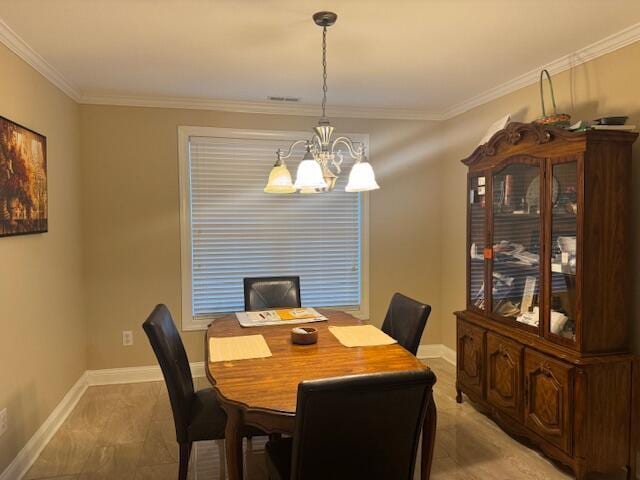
142 304 194 443
243 276 301 311
381 293 432 355
290 370 436 480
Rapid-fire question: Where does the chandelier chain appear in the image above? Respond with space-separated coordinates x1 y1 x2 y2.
321 26 328 120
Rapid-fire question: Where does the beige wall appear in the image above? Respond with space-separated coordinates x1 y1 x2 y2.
0 45 85 471
79 106 444 369
437 41 640 353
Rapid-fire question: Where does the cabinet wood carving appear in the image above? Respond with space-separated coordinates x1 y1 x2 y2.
455 123 638 480
486 333 522 420
457 319 484 399
524 350 572 453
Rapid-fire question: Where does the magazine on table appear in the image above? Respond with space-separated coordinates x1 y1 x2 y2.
235 308 328 327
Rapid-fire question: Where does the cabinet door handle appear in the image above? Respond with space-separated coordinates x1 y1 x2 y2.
524 375 530 409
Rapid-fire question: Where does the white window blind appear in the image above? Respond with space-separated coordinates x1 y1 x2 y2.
188 135 362 318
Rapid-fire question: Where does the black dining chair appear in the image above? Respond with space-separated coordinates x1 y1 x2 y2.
243 276 301 311
142 304 262 480
265 369 437 480
381 293 432 356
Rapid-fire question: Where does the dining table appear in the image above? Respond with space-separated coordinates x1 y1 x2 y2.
205 309 437 480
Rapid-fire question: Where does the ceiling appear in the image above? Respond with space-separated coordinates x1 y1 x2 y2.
1 0 640 118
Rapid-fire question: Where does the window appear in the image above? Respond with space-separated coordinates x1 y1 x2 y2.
179 127 369 330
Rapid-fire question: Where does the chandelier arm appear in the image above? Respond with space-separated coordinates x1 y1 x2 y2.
330 137 364 158
320 159 340 177
278 139 313 160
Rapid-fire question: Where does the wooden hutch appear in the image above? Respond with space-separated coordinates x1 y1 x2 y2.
455 122 639 479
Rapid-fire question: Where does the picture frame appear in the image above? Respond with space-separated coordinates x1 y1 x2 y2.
521 276 537 314
0 115 48 237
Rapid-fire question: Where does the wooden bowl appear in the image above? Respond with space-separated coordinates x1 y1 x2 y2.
291 327 318 345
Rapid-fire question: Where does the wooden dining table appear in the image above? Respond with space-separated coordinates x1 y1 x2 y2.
205 309 437 480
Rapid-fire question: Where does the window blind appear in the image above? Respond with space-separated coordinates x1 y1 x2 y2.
188 135 361 318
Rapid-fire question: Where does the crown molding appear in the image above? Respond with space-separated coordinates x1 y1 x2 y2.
79 93 444 121
441 21 640 120
1 13 639 122
0 17 82 101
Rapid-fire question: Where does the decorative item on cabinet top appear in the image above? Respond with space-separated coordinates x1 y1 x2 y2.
532 70 571 128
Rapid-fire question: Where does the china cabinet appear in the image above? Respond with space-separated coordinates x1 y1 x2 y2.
455 122 638 479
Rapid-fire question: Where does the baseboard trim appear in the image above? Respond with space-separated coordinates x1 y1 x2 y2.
85 346 456 384
86 362 205 385
417 344 456 366
85 347 455 385
0 372 89 480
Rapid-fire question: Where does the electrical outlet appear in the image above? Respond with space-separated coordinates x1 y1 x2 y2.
0 408 7 437
122 330 133 346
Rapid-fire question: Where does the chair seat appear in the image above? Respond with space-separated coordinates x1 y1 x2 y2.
188 388 227 442
265 436 293 480
188 388 268 442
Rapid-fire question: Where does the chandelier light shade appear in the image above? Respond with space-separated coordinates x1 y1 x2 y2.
345 160 380 192
264 164 296 193
294 158 328 190
263 11 380 195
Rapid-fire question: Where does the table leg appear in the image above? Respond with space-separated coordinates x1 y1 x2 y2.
421 396 437 480
224 405 244 480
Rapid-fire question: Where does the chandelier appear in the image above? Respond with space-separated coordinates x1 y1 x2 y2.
264 11 380 194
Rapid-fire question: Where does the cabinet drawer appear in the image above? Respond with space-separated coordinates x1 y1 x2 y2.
524 349 574 454
457 319 486 399
486 332 523 420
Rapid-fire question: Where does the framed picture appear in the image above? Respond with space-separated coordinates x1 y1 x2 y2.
0 116 47 237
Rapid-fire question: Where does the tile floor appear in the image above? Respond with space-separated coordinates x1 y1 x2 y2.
22 359 628 479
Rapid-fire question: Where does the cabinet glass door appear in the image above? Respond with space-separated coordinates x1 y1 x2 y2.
547 160 578 343
468 174 487 311
491 160 542 331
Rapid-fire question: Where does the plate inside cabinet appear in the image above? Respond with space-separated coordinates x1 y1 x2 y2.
526 175 559 208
